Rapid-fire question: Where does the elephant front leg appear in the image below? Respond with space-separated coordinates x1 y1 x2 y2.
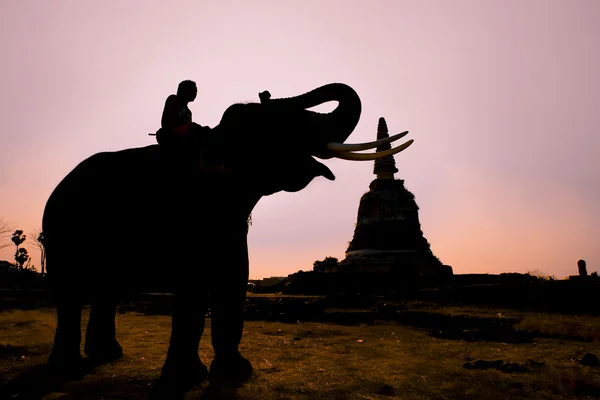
159 291 209 392
208 261 253 385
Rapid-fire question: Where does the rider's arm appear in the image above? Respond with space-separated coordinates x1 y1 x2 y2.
161 95 191 137
161 95 181 129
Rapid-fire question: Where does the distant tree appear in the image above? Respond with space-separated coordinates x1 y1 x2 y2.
15 248 30 270
313 256 339 273
11 230 27 270
260 276 286 287
527 269 556 281
0 218 15 250
30 229 46 275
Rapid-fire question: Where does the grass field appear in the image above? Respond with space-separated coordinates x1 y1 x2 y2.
1 297 599 399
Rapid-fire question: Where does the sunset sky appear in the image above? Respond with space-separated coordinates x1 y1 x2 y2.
1 1 598 279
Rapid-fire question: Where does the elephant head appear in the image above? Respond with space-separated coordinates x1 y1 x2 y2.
211 83 412 195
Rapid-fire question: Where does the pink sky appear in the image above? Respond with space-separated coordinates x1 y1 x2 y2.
1 1 599 279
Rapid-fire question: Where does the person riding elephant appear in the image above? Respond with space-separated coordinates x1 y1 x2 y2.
157 80 203 145
157 80 230 174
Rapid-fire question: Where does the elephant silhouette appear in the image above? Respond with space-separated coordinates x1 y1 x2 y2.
41 83 413 394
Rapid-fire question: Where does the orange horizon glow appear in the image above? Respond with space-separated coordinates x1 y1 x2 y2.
1 1 599 280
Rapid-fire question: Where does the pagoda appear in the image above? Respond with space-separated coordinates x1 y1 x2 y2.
335 118 452 282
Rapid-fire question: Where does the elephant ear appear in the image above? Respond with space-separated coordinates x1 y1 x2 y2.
256 155 335 196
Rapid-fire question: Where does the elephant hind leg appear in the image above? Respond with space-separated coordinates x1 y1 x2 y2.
48 301 83 370
84 299 123 361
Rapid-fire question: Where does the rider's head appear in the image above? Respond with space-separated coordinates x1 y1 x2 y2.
177 80 197 102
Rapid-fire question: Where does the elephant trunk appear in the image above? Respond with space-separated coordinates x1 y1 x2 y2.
267 83 362 158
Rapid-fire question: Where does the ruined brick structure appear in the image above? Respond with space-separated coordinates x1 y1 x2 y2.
335 118 452 281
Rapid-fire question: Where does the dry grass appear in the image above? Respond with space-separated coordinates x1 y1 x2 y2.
414 303 600 342
1 304 600 399
514 314 600 342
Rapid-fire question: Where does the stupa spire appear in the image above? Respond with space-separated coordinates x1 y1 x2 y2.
373 117 399 179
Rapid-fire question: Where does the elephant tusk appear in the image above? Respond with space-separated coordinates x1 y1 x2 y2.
326 131 409 152
332 139 414 161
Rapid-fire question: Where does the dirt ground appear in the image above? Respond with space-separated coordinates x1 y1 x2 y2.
1 299 599 400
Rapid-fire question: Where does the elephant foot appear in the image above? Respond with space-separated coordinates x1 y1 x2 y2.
84 339 123 362
208 354 253 386
156 356 208 396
